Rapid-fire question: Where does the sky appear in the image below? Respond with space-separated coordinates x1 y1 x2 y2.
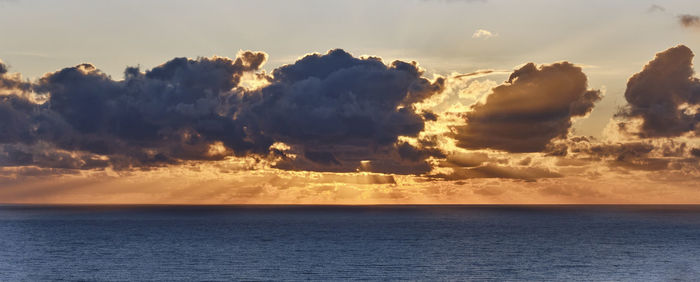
1 0 700 204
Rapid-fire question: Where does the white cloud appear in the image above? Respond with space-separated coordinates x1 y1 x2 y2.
472 29 497 39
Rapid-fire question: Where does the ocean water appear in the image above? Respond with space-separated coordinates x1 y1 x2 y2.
0 205 699 281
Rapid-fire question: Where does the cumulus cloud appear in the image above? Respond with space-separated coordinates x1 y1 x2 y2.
0 61 42 150
4 45 698 186
617 45 700 137
246 49 444 147
239 49 445 174
1 49 447 175
451 62 601 152
0 60 32 96
1 52 272 170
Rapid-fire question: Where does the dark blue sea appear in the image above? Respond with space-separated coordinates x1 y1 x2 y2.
0 205 699 281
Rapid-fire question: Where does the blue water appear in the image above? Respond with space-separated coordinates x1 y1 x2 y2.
0 205 699 281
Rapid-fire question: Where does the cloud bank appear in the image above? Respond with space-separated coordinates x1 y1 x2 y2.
1 50 446 174
1 45 700 200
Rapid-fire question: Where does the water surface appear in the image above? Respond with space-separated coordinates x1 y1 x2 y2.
1 205 699 281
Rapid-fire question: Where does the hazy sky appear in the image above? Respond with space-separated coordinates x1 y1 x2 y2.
1 0 700 204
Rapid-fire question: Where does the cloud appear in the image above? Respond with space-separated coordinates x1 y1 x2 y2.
679 14 700 28
451 62 601 152
245 50 444 146
1 52 272 170
0 62 41 148
47 53 268 161
239 49 445 174
452 69 509 79
432 165 561 182
0 60 32 96
692 148 700 158
1 49 447 175
554 135 700 174
472 29 497 39
617 45 700 138
4 46 698 186
6 45 700 204
440 152 489 167
584 142 672 171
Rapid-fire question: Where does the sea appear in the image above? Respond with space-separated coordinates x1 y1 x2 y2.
0 205 699 281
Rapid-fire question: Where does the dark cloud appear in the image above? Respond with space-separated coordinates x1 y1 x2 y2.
12 46 697 180
660 140 687 157
2 52 272 169
0 143 111 170
272 142 439 175
679 14 700 28
451 62 601 152
691 148 700 158
439 152 489 167
588 142 669 171
563 138 700 172
545 142 569 157
246 50 444 146
617 45 700 137
1 49 446 175
0 63 40 148
241 49 445 173
0 95 37 144
588 142 655 160
397 142 445 162
429 150 562 181
609 157 670 171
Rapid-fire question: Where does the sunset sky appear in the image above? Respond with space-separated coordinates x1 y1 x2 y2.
1 0 700 204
